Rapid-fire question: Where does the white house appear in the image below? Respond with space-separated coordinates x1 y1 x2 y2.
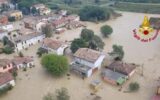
71 48 105 77
41 38 68 55
0 72 15 89
13 33 45 52
0 29 8 40
12 56 34 69
1 24 14 32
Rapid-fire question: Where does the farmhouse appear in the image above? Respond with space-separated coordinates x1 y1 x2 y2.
5 10 23 20
13 33 45 52
12 56 34 69
0 72 15 89
107 61 136 78
41 38 68 55
71 48 105 77
32 4 51 15
0 59 13 73
101 69 127 85
23 17 47 32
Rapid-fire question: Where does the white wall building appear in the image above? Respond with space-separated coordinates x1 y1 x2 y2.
14 33 45 52
0 29 8 40
42 38 68 55
71 48 105 77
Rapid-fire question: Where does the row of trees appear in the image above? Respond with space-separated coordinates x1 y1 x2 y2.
79 6 110 22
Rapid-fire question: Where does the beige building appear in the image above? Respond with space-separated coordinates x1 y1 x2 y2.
6 10 23 20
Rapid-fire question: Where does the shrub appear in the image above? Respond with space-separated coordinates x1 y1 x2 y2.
129 82 140 92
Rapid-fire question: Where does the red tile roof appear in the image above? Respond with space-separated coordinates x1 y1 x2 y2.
12 56 33 65
107 61 136 75
0 72 14 86
43 38 64 50
74 48 102 63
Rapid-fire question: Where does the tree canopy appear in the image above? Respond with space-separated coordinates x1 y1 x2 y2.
80 29 94 41
101 25 113 37
41 54 69 76
79 6 110 22
42 24 53 38
109 44 124 61
70 38 87 53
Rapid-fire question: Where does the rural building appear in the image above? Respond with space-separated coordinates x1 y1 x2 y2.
41 38 68 55
101 69 127 85
71 48 105 77
0 72 15 89
23 17 47 32
12 56 34 69
0 59 13 73
5 10 23 20
0 15 8 24
0 29 8 40
32 4 51 15
107 61 136 78
13 33 45 51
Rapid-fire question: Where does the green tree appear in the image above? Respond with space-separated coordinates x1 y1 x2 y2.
41 54 69 76
56 88 70 100
42 24 53 37
101 25 113 37
70 38 87 53
37 47 48 57
3 46 14 54
43 93 55 100
31 7 38 15
94 0 100 4
109 44 124 61
129 82 140 92
79 6 110 22
88 35 104 50
19 52 24 57
80 29 94 41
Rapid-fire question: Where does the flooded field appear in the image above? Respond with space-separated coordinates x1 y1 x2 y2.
1 11 160 100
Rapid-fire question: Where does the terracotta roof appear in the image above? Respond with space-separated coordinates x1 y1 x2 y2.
0 72 14 86
12 56 34 65
74 48 102 63
152 95 160 100
43 38 64 50
107 61 136 75
0 59 12 67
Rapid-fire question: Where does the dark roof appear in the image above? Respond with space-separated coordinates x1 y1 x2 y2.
102 69 126 81
107 61 136 75
0 72 14 86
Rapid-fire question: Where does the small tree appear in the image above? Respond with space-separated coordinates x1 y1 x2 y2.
42 24 53 37
41 54 69 76
8 16 16 22
31 7 37 15
129 82 140 92
109 44 124 61
56 88 70 100
101 25 113 37
80 29 94 41
43 93 55 100
19 52 24 57
3 46 14 54
37 47 48 57
70 38 87 53
88 35 104 50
